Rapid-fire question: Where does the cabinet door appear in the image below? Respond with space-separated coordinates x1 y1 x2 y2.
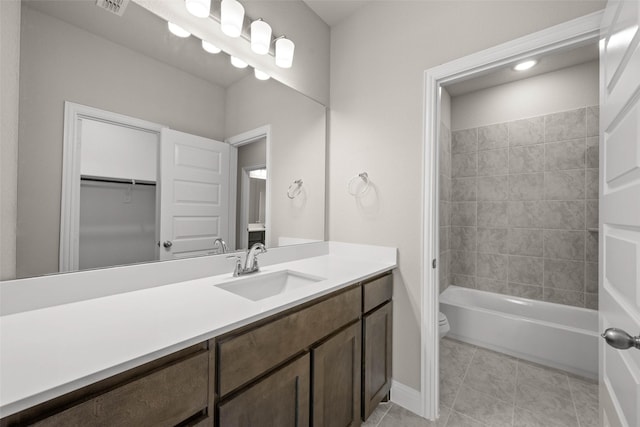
218 354 310 427
312 322 361 427
362 302 392 421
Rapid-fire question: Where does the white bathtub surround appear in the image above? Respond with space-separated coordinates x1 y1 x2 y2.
440 286 598 379
0 241 396 417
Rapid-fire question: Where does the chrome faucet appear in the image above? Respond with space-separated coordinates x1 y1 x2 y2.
213 238 229 254
244 243 267 273
227 243 267 277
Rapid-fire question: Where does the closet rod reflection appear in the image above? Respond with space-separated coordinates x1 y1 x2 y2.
80 176 156 186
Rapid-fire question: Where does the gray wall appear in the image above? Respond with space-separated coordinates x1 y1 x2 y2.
0 0 20 280
16 6 226 278
329 0 605 391
225 75 326 248
448 105 599 310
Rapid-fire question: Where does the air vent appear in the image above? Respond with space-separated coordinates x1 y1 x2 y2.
95 0 129 16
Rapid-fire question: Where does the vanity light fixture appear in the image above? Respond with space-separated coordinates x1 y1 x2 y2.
275 37 295 68
251 19 272 55
181 0 297 70
220 0 245 38
185 0 211 18
514 59 537 71
230 56 248 69
168 22 191 38
254 69 270 81
202 40 221 54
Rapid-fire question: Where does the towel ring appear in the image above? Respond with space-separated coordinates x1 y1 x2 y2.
287 179 303 199
348 172 369 196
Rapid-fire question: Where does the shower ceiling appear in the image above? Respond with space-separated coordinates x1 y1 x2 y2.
445 42 599 97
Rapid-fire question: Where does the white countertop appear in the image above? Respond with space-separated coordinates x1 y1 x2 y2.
0 243 396 418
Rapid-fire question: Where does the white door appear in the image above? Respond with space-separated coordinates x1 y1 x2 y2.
159 129 230 260
599 1 640 426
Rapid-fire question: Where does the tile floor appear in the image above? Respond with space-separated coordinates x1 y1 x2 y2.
364 338 599 427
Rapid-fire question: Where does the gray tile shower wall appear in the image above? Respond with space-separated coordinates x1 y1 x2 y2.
447 106 599 309
439 121 452 293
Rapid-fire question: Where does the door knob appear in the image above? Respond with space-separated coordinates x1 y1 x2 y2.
162 240 173 249
602 328 640 350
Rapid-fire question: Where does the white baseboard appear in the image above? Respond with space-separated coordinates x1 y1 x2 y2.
390 380 423 417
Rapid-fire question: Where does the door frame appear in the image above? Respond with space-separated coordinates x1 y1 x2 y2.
420 11 604 420
60 102 163 273
226 125 272 249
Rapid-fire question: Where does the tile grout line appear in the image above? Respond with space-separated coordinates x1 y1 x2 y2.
474 128 478 288
568 377 583 427
371 401 393 427
543 114 547 302
444 345 478 426
512 360 520 427
507 124 511 288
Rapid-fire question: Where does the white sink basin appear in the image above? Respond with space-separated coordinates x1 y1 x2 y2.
215 270 326 301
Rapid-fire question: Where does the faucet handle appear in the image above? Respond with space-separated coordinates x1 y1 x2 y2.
226 254 243 276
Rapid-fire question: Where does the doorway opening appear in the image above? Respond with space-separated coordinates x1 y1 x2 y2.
227 126 272 250
420 11 604 421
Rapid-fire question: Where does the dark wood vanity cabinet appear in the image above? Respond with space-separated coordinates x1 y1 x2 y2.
215 273 393 426
361 273 393 421
2 271 394 427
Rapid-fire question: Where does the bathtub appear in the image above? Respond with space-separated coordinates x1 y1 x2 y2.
440 286 599 379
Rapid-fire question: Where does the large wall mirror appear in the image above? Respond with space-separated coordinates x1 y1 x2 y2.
10 0 326 280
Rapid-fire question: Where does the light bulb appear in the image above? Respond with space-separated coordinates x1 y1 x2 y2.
202 40 221 54
168 22 191 38
185 0 211 18
251 19 272 55
230 56 248 69
514 60 537 71
221 0 244 38
275 37 295 68
254 69 270 80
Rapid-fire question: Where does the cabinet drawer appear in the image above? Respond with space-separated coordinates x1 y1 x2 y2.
362 273 392 314
33 351 209 427
218 354 310 427
218 286 360 397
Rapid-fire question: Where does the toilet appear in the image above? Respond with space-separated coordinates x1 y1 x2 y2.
438 312 450 339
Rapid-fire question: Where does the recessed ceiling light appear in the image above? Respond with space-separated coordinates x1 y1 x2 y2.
514 60 537 71
230 56 248 69
168 22 190 38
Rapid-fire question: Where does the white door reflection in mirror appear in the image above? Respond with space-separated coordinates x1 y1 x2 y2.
159 129 232 260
